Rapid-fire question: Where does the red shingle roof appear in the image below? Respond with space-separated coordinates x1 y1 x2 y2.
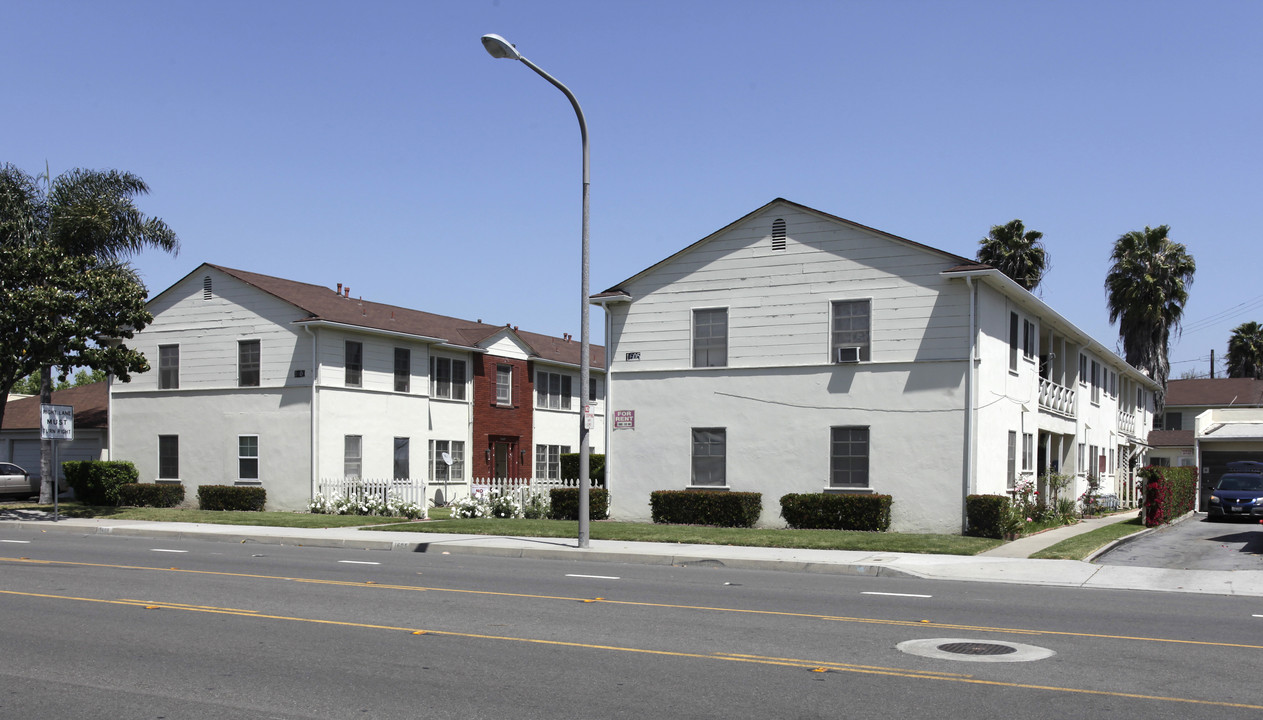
1 382 108 431
1146 429 1194 448
1164 378 1263 407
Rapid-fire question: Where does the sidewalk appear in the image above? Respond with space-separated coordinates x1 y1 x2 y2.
3 510 1261 597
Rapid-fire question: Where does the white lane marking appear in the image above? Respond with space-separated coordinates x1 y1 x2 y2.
338 560 381 565
1 539 31 544
1254 614 1263 618
566 574 620 580
862 591 932 598
150 549 188 553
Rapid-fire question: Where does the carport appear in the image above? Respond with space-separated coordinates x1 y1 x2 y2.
1194 407 1263 511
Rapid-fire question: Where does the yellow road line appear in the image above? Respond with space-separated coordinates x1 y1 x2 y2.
3 555 1261 651
2 587 1261 712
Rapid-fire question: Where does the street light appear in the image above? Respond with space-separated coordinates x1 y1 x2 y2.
481 33 592 549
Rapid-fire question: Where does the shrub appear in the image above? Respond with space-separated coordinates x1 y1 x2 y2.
308 489 425 519
549 487 609 520
560 453 605 483
779 493 892 532
1138 465 1198 527
966 494 1011 539
117 482 185 508
198 485 266 511
649 490 761 528
61 460 139 506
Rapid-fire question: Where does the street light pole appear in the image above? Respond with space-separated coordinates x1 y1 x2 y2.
481 33 591 548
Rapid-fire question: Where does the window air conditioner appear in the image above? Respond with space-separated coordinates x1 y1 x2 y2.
835 346 861 363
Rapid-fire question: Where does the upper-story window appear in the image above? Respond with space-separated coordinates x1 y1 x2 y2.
159 345 179 389
1023 319 1036 360
496 364 513 406
589 377 603 402
832 299 871 362
1078 353 1088 385
238 340 260 387
1163 412 1183 431
537 371 572 410
430 356 467 400
693 308 728 368
1090 360 1101 404
1009 313 1020 372
345 341 363 387
394 348 411 393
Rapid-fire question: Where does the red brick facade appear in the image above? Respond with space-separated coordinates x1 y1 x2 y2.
471 354 535 478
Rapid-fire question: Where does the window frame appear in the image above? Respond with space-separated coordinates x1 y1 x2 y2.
1022 319 1036 361
1022 432 1034 471
496 364 513 406
1009 313 1019 372
831 299 872 363
394 437 409 481
159 344 179 389
691 427 727 487
238 435 259 482
238 339 260 387
394 347 411 393
535 444 571 480
1007 431 1017 490
536 370 573 410
345 341 363 388
829 426 870 488
158 435 179 480
343 435 362 480
429 440 465 482
692 307 728 368
430 355 467 401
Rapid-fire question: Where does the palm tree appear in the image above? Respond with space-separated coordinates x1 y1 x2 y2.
976 219 1049 292
1226 321 1263 379
2 164 179 502
1105 225 1195 416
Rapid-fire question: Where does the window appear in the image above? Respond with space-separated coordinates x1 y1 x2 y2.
1023 319 1036 360
1136 387 1144 411
692 428 726 486
238 340 260 387
832 300 872 362
830 426 869 487
1089 444 1100 476
159 345 179 389
496 365 512 406
1007 431 1017 490
536 371 572 410
1078 353 1088 385
1164 412 1183 431
395 348 411 393
1078 443 1086 474
693 308 728 368
429 440 465 481
1022 433 1034 471
345 341 362 387
430 356 467 400
1152 456 1171 467
1009 313 1020 372
589 377 603 402
1108 371 1117 398
238 435 259 481
344 435 361 479
394 437 409 481
535 444 571 480
158 435 179 480
1091 360 1101 404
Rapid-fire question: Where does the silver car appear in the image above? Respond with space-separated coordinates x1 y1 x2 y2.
0 462 38 499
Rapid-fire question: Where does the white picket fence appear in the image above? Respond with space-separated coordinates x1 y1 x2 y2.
316 478 429 507
317 476 603 508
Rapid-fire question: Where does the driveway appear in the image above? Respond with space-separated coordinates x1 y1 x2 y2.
1095 513 1263 571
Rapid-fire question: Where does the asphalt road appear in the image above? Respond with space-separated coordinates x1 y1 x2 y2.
2 528 1261 719
1096 514 1263 570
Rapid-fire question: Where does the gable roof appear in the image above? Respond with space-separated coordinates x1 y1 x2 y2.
1164 378 1263 408
171 265 602 370
1 382 108 431
599 197 984 295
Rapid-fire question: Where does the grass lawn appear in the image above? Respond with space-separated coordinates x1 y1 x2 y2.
3 502 413 529
1029 517 1147 560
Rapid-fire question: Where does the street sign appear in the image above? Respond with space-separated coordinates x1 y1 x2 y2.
40 404 74 441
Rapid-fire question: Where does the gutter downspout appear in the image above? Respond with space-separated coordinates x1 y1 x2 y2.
603 306 613 507
964 276 978 534
303 325 319 500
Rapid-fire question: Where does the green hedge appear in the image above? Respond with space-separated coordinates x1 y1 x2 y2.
779 493 892 532
649 490 762 528
197 485 267 512
61 461 138 506
117 483 186 508
560 453 605 482
548 487 609 520
1138 466 1197 527
966 494 1011 539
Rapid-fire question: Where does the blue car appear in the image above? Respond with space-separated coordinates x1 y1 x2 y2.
1207 472 1263 521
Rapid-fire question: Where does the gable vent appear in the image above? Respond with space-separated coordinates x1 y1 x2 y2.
772 218 787 251
203 275 213 300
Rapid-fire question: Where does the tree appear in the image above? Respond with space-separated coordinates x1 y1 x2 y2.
10 367 105 395
1 163 178 502
1225 321 1263 379
976 219 1049 292
1105 225 1195 416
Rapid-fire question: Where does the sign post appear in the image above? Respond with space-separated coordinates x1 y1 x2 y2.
39 404 73 522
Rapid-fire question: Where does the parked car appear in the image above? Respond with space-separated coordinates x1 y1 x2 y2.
1206 471 1263 521
0 462 38 499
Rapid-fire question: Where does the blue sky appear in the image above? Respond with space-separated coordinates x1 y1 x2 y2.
5 0 1260 376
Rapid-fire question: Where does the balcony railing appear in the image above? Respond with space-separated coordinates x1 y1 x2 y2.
1038 377 1076 417
1118 410 1136 437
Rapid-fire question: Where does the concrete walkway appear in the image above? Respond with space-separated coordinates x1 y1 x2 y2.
2 510 1261 597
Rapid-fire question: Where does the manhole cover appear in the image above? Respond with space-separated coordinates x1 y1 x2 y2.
937 642 1017 656
897 638 1055 663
